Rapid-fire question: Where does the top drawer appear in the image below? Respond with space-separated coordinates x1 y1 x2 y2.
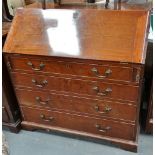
7 56 141 83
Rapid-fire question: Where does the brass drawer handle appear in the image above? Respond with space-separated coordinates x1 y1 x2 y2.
36 97 49 105
27 61 45 71
94 105 112 114
40 114 54 122
95 124 111 133
92 87 112 96
91 68 112 78
32 79 48 88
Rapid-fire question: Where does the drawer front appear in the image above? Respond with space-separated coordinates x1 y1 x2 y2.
9 56 136 82
21 106 135 141
16 89 137 122
11 73 139 102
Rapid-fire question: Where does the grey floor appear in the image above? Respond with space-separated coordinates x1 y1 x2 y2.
3 129 152 155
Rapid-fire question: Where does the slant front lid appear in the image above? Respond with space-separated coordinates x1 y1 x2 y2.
3 8 149 64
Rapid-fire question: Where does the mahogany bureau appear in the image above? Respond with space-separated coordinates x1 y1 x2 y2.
3 8 149 152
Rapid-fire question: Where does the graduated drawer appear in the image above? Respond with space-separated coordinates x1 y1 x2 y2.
16 89 137 122
11 72 139 102
8 56 140 83
21 106 136 141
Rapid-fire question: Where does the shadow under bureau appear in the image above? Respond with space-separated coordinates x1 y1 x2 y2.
3 8 149 152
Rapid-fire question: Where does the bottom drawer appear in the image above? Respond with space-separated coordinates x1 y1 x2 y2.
21 106 136 141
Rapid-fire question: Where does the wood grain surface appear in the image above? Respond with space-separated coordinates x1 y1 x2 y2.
3 8 149 64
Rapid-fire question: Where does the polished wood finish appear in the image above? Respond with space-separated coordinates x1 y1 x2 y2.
8 55 141 83
16 89 137 122
22 121 138 152
11 72 139 102
3 8 149 152
21 106 136 141
3 9 149 64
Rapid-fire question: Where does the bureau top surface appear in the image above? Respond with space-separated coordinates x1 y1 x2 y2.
3 8 149 64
